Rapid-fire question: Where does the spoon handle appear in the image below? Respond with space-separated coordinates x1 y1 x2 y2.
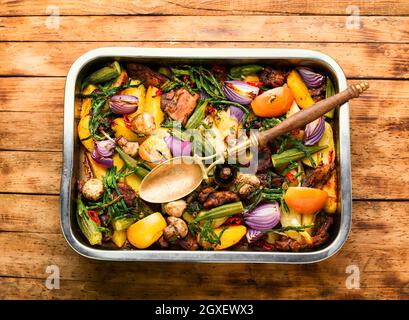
256 81 369 147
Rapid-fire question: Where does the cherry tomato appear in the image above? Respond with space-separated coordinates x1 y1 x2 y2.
251 86 294 117
284 187 328 215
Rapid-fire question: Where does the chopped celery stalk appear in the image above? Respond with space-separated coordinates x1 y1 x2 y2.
115 147 150 179
271 145 327 168
85 61 121 86
324 77 336 118
76 197 102 245
112 215 138 231
193 202 244 223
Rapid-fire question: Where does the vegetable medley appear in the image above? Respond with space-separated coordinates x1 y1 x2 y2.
76 61 337 251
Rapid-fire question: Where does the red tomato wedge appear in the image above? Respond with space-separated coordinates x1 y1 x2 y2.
284 187 328 215
250 86 294 117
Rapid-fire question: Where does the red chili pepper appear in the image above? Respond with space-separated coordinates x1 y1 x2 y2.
255 241 273 251
329 150 334 164
155 88 162 97
285 172 297 183
205 105 216 116
225 217 242 226
123 114 132 129
246 81 264 87
87 210 100 225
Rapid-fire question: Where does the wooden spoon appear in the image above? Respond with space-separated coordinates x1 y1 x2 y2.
139 82 369 203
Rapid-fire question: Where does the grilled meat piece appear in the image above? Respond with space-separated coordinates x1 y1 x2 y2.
274 237 302 252
177 234 199 251
202 191 239 209
161 87 200 125
198 187 215 203
311 215 334 247
309 82 327 102
260 67 287 88
117 182 136 207
256 173 285 188
257 146 272 172
126 63 168 88
302 163 335 188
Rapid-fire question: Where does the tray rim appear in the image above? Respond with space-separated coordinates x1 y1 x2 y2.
61 47 352 263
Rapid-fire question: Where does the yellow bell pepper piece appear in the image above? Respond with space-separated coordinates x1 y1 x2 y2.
199 225 247 250
127 212 167 249
145 86 164 128
111 117 140 142
112 229 127 248
287 70 315 109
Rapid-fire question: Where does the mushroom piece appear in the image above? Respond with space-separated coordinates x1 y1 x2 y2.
82 178 104 201
131 112 156 136
163 217 188 242
116 136 139 158
235 173 261 197
163 200 187 218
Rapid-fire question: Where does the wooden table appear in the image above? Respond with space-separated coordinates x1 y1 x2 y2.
1 0 408 300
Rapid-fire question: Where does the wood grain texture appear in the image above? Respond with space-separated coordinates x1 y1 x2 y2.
0 194 60 233
0 112 63 151
0 201 408 299
1 16 409 43
0 151 61 194
1 42 408 78
2 0 408 16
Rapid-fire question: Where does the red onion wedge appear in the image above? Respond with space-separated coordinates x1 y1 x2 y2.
297 68 325 88
246 228 265 243
244 203 281 231
90 140 116 167
229 106 245 123
303 117 325 145
223 81 259 105
164 135 192 157
109 94 138 114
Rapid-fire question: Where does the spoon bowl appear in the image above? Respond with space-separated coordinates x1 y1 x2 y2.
138 156 206 203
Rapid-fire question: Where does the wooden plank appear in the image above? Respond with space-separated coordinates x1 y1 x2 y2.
2 0 408 16
1 16 409 43
0 194 60 233
1 42 408 78
0 151 61 194
0 202 408 299
0 112 63 151
0 77 65 112
1 277 407 300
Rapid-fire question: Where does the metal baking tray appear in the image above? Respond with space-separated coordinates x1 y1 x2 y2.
61 47 352 263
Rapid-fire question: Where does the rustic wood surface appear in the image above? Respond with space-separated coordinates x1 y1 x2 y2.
0 0 408 300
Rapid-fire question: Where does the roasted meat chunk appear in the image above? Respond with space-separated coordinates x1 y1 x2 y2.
116 182 136 207
161 87 200 125
260 67 287 87
302 163 335 188
126 63 168 88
